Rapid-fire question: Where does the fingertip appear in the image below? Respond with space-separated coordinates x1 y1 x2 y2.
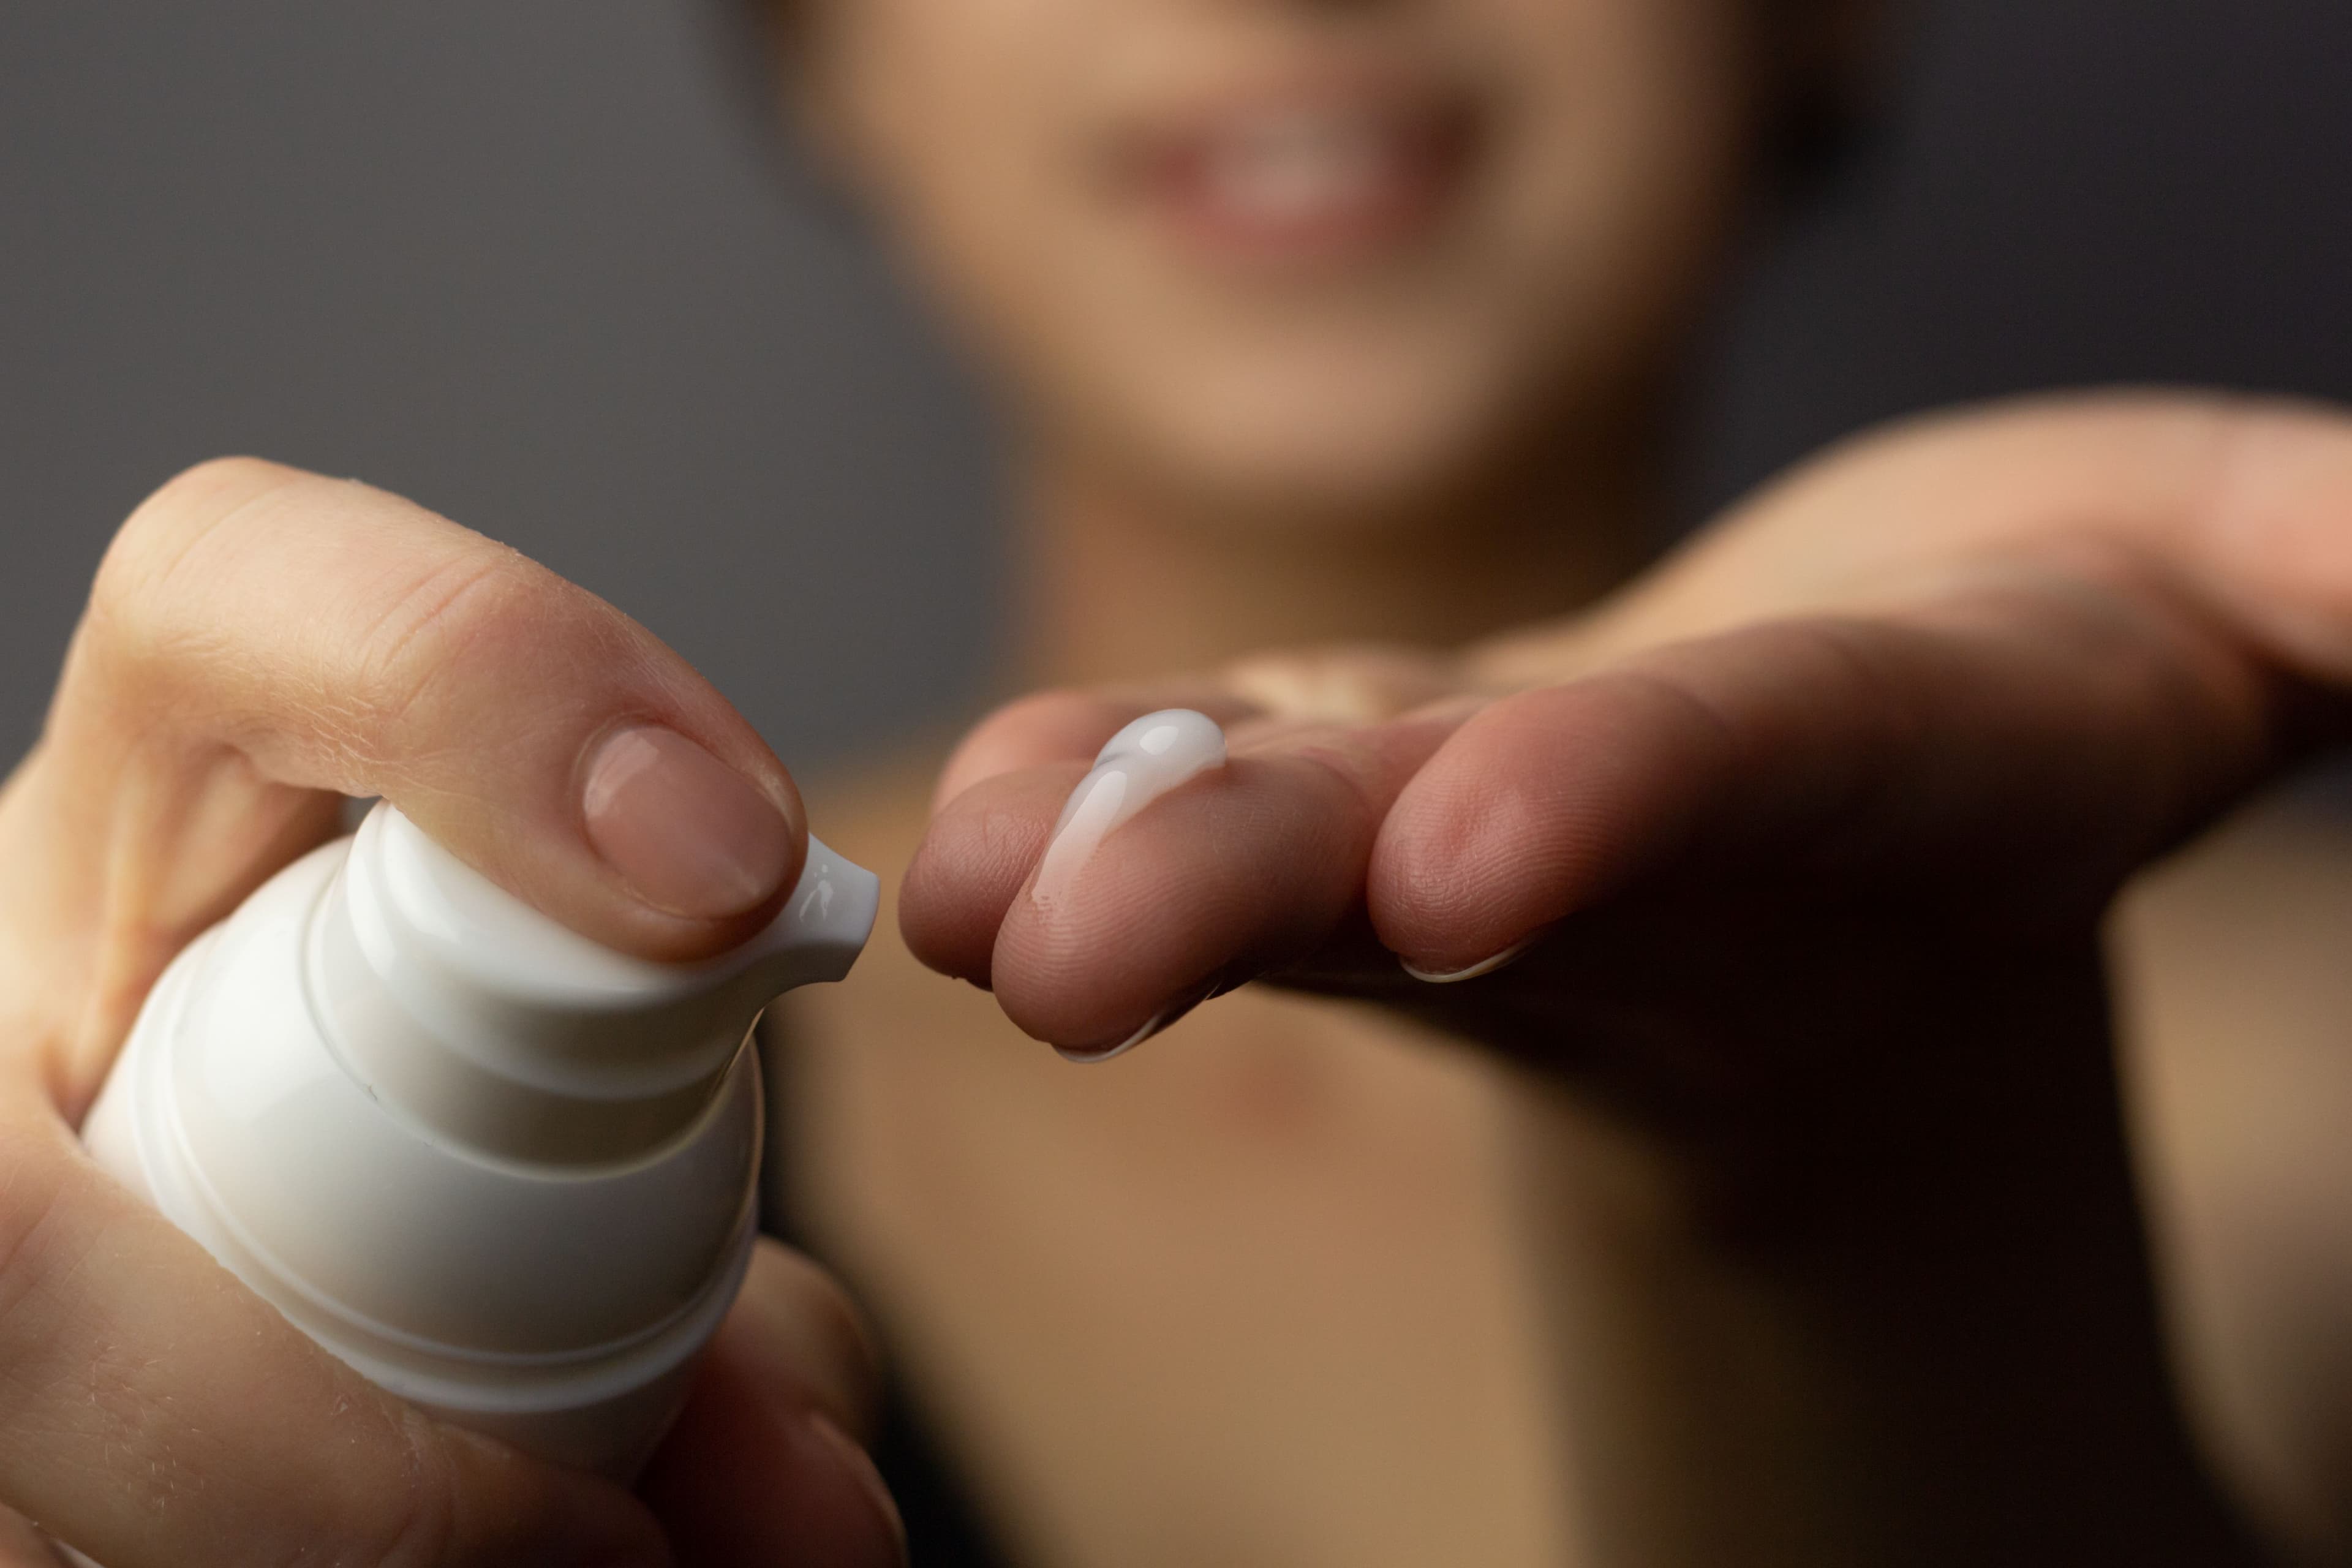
392 712 808 968
638 1339 905 1568
428 1423 673 1568
722 1240 884 1443
576 723 806 927
900 765 1079 986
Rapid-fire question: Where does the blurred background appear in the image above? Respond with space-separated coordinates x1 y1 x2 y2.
8 7 2352 1564
2 0 2349 767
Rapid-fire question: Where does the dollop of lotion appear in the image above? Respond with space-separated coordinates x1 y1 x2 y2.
1032 709 1227 910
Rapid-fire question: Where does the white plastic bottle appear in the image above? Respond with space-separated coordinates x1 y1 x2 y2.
80 799 877 1483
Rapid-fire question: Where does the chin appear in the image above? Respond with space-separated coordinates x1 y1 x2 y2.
1121 358 1544 529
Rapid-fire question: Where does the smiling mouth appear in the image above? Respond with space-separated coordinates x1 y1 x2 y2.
1115 80 1481 270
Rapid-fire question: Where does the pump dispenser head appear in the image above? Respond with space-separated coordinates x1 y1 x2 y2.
78 797 878 1483
311 802 878 1163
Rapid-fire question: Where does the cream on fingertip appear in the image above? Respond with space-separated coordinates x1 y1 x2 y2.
1031 709 1226 910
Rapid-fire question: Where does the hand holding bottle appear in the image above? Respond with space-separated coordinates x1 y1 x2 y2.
0 459 901 1567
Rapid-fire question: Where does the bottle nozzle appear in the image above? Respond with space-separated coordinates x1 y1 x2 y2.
309 803 878 1164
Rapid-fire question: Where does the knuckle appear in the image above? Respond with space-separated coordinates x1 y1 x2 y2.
82 458 308 692
1281 731 1390 826
93 458 295 624
73 456 589 771
342 544 549 760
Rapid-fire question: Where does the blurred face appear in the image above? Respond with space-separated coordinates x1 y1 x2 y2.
789 0 1775 521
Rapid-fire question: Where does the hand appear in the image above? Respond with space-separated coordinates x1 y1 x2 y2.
900 393 2352 1564
0 459 902 1567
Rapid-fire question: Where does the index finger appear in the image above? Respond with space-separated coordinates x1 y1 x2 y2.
48 458 806 967
13 459 813 1102
903 702 1471 1052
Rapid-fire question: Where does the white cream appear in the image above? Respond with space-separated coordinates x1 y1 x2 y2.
1031 709 1227 911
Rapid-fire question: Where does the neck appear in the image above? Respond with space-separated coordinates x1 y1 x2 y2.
1011 435 1660 688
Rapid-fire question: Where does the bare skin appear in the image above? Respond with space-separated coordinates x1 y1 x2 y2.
0 461 902 1567
752 1 2352 1553
2119 798 2352 1559
885 394 2352 1564
767 5 1764 1549
13 2 2351 1563
780 763 1574 1568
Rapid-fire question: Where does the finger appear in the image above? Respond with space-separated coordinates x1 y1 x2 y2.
932 646 1459 815
1376 566 2281 981
1219 643 1465 723
703 1239 883 1444
0 1101 668 1568
913 707 1469 1054
1510 393 2352 687
637 1243 903 1568
929 682 1264 813
900 764 1077 988
908 685 1265 989
11 458 804 1095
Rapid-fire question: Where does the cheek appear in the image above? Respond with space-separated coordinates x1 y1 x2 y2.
827 2 1092 307
1477 0 1760 368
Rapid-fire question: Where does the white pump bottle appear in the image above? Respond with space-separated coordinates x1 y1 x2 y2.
80 799 878 1482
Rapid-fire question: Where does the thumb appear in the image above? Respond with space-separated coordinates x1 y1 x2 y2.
11 458 803 1096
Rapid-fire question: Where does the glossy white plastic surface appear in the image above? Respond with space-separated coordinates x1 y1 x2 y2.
80 802 877 1485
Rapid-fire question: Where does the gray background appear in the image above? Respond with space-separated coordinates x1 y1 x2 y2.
4 0 2350 771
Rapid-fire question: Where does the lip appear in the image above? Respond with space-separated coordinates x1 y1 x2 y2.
1104 65 1482 272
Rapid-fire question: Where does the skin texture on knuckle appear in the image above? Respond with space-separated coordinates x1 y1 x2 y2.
336 545 565 775
1250 731 1395 830
72 461 670 801
81 459 309 697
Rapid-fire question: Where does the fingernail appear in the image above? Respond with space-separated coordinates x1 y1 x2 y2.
1401 936 1536 985
581 725 794 919
805 1411 909 1568
1058 977 1223 1063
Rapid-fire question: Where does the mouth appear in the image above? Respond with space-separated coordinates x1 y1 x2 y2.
1110 73 1481 271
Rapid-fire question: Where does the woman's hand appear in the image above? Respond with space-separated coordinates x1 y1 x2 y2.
0 459 902 1567
900 392 2352 1564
